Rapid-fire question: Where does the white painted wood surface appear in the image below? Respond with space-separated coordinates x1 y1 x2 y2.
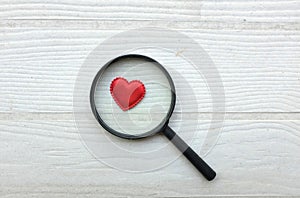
0 0 300 197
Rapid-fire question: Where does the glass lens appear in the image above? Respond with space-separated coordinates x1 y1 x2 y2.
92 56 174 137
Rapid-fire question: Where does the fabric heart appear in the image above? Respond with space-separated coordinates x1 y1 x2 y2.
110 77 146 111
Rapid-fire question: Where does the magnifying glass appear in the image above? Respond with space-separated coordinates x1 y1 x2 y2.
90 54 216 181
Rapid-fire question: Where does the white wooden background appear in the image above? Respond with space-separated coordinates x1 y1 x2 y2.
1 0 300 197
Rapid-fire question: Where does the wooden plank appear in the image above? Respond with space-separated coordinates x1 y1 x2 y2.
0 0 299 23
0 119 299 196
0 27 299 113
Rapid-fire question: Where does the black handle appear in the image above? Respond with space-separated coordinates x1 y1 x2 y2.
162 126 216 181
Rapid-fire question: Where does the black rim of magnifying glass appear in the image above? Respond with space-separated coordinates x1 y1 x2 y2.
90 54 176 140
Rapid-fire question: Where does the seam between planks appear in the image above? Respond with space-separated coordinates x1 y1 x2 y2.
0 112 300 121
1 20 300 31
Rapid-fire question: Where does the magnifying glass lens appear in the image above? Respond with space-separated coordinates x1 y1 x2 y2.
92 56 174 138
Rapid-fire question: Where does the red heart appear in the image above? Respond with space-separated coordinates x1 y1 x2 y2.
110 77 146 111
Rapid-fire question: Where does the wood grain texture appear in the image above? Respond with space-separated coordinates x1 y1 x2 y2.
0 0 300 197
0 0 299 23
0 28 300 113
0 119 300 196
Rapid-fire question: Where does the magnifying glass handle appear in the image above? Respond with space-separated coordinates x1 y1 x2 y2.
163 126 216 181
